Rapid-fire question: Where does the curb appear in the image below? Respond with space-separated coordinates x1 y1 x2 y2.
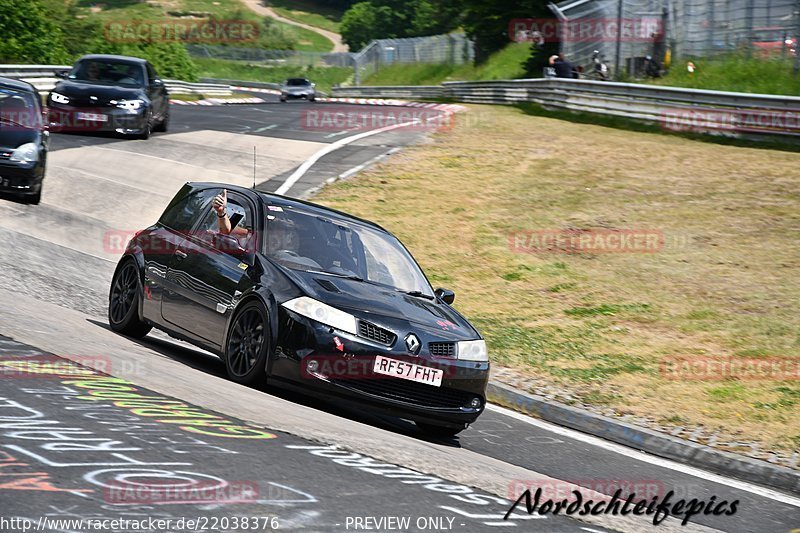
170 97 266 106
487 381 800 495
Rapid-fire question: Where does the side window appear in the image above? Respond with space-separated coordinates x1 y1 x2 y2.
159 188 216 233
146 63 157 85
195 191 255 253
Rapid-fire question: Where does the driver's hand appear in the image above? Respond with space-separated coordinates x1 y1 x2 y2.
212 189 227 216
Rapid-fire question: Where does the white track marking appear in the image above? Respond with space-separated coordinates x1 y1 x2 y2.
486 404 800 507
274 116 436 195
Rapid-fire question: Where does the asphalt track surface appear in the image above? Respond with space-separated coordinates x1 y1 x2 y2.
0 100 798 533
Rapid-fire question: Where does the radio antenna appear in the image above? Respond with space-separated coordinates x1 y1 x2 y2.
253 146 256 189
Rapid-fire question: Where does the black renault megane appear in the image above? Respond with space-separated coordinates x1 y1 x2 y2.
47 54 169 139
109 183 489 437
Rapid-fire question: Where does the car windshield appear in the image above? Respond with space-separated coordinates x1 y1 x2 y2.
265 206 434 296
0 88 39 129
69 59 145 87
285 79 310 86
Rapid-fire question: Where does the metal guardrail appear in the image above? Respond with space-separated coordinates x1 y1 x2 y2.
0 65 232 96
332 85 444 99
333 79 800 143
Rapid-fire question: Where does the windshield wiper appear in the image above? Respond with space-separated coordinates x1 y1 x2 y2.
403 290 435 300
305 269 364 282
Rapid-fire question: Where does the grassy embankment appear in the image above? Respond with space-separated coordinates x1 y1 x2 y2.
648 55 800 96
314 104 800 456
267 0 344 33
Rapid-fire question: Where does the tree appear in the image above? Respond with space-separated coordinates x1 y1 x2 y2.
458 0 550 62
340 2 395 50
0 0 69 63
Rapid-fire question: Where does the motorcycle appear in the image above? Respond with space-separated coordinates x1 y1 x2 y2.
587 50 611 81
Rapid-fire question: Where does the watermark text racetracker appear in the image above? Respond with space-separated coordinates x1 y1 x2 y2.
301 107 479 132
508 229 693 254
661 357 799 381
104 19 259 44
509 18 662 43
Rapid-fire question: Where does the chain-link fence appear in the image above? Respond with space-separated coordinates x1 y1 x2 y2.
352 34 474 84
549 0 798 78
186 33 474 85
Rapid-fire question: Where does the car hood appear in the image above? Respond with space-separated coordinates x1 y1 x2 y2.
278 266 480 340
0 128 39 150
283 86 313 93
53 80 145 102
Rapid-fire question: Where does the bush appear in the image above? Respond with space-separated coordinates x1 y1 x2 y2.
0 0 69 63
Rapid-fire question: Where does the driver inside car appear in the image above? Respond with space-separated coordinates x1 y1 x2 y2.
212 189 252 250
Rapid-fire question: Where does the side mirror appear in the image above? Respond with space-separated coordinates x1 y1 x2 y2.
55 71 68 79
213 233 254 265
435 288 455 305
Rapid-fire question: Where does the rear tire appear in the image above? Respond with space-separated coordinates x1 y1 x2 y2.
225 300 270 386
416 422 464 439
108 259 152 338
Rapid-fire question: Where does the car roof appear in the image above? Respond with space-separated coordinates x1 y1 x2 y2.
76 54 148 65
187 182 389 234
0 77 37 93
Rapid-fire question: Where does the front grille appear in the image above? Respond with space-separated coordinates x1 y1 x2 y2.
358 320 396 346
429 342 456 357
332 378 474 409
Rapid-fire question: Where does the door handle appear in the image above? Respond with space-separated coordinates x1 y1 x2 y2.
175 249 187 259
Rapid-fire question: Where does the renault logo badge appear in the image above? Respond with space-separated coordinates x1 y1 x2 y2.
405 333 421 355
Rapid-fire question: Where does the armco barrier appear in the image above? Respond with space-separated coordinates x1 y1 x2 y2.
0 65 232 96
332 79 800 143
332 85 444 99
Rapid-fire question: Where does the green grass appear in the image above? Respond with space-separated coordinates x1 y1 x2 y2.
648 54 800 96
268 0 344 32
194 57 351 92
364 42 532 85
313 103 800 452
75 0 334 52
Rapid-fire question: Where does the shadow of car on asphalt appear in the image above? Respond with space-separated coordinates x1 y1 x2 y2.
86 318 464 447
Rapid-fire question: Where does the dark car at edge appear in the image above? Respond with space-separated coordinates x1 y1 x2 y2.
0 77 48 204
108 183 489 437
47 54 169 140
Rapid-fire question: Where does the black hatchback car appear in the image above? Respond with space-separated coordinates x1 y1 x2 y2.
0 77 48 204
47 54 169 139
109 183 489 436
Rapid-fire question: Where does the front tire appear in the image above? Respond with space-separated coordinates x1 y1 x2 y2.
154 108 169 132
225 300 270 385
138 111 152 140
108 259 152 338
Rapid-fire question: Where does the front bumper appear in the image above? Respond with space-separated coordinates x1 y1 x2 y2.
0 160 44 195
47 103 148 135
281 92 316 100
272 310 489 428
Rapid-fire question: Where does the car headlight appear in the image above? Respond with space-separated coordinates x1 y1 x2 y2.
282 297 358 335
9 143 38 164
116 99 144 111
51 92 69 104
457 340 488 362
